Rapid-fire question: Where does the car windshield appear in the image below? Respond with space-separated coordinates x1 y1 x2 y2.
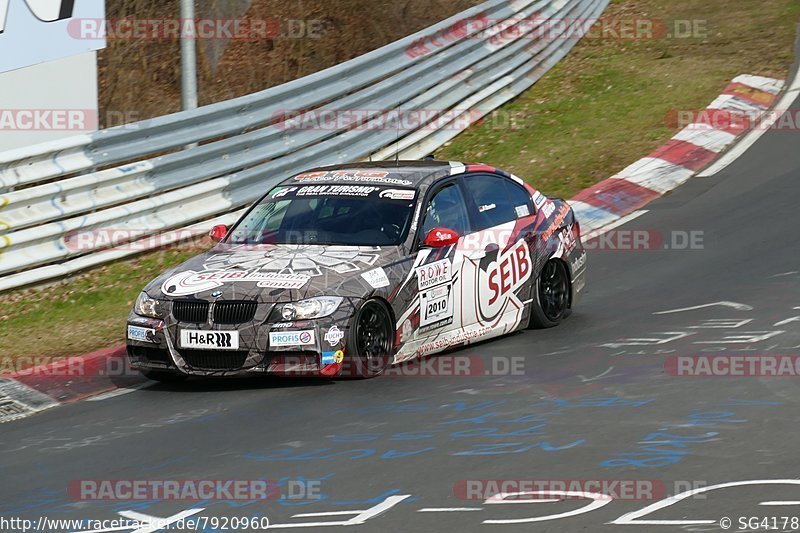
227 185 418 246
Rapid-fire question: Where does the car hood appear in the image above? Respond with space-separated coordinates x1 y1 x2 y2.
145 244 407 303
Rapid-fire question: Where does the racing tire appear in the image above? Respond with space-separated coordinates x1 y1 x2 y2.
342 299 394 379
529 259 570 329
140 369 189 383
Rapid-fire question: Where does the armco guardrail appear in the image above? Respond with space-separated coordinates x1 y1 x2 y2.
0 0 608 292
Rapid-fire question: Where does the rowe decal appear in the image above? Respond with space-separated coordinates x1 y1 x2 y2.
162 270 310 296
417 258 452 290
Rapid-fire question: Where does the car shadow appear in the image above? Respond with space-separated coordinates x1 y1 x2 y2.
135 374 334 393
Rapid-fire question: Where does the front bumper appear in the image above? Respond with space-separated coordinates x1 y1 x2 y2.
126 300 356 378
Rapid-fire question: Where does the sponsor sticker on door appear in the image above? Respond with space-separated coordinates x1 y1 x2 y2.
417 259 452 290
420 284 454 328
180 330 240 350
270 330 316 347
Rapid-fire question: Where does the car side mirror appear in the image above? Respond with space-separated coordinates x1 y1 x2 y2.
422 228 460 248
209 224 229 243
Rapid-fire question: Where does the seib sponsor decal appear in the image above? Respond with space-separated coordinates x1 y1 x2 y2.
482 241 532 319
180 330 240 350
269 330 316 347
379 189 416 201
417 259 452 290
162 270 310 296
127 325 157 343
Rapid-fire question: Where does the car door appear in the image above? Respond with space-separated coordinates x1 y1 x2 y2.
394 181 472 361
457 174 536 335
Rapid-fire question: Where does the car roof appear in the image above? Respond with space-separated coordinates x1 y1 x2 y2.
280 160 460 188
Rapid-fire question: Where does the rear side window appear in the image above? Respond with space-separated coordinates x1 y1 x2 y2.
462 175 518 231
504 180 533 218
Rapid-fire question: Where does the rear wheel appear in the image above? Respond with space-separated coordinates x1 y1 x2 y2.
343 300 394 378
529 259 570 329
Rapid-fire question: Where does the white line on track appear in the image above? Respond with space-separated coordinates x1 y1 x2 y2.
770 271 799 278
418 508 484 512
87 383 150 401
578 366 616 383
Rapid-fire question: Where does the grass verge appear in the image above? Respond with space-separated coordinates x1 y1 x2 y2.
0 248 201 364
1 0 798 365
441 0 799 198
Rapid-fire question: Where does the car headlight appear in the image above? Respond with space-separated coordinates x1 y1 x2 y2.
281 297 343 320
134 292 164 318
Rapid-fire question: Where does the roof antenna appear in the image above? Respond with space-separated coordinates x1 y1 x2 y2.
394 114 401 166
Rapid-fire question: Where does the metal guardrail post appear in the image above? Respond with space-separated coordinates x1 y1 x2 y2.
180 0 199 112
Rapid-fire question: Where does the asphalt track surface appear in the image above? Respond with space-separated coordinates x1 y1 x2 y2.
4 78 800 533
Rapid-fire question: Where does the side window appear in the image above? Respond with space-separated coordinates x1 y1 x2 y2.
504 180 533 218
462 175 517 231
421 183 469 237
